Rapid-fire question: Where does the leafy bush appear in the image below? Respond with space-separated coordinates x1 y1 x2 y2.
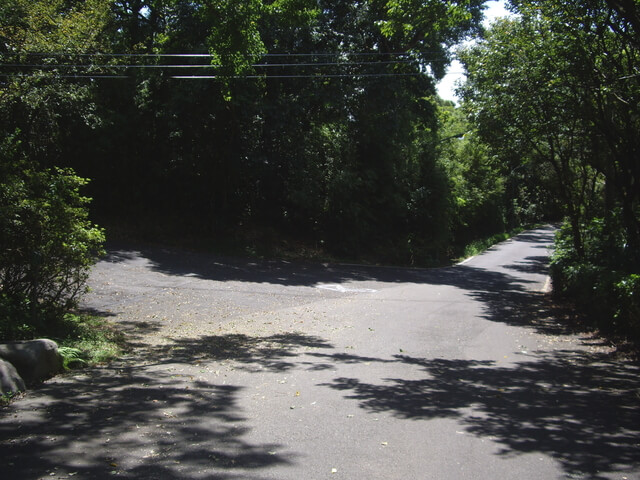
613 274 640 339
550 217 640 341
0 293 36 340
0 137 105 338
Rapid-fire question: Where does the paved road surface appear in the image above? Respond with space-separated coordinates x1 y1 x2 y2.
2 226 639 479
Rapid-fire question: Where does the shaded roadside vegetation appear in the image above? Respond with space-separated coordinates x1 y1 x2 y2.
460 1 640 343
0 0 547 268
0 142 119 364
0 137 121 365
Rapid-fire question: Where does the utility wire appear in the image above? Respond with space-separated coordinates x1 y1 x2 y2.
0 59 422 69
0 73 128 78
0 72 426 79
2 51 445 58
0 52 443 80
171 73 423 79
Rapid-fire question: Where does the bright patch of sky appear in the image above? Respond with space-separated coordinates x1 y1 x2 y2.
436 0 514 103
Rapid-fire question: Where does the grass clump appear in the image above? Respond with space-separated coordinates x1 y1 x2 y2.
456 226 529 261
461 232 512 259
0 306 125 370
56 313 125 368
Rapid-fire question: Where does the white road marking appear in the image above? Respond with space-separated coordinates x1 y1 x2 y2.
315 284 377 293
457 256 475 265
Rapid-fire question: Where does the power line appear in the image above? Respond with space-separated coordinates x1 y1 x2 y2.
0 59 423 69
0 61 433 80
0 73 128 79
0 51 444 80
171 73 423 79
0 71 427 80
2 51 445 58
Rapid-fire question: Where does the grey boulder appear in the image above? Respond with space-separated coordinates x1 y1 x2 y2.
0 339 62 385
0 358 26 395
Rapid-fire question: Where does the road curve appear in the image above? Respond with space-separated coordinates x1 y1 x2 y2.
1 226 639 479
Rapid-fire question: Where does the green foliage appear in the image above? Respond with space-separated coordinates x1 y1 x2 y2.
0 0 108 341
1 0 508 268
0 293 36 340
0 137 105 337
204 0 266 99
460 0 640 338
614 274 640 337
57 346 87 370
551 216 640 340
379 0 484 78
0 0 113 174
63 0 488 265
458 12 602 245
461 232 511 260
437 101 510 249
57 313 125 367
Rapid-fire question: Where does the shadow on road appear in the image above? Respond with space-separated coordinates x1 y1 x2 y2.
100 227 556 289
1 374 287 479
318 348 640 479
8 225 637 478
5 296 640 479
0 332 335 479
88 226 575 347
150 333 333 373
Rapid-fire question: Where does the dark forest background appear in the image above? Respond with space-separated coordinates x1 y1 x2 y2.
1 0 639 341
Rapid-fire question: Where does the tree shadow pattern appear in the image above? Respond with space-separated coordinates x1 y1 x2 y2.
98 226 558 289
0 332 334 480
149 332 334 373
6 225 638 478
319 349 640 479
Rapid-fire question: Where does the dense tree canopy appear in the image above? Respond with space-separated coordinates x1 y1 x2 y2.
459 0 640 338
3 0 637 338
1 0 495 265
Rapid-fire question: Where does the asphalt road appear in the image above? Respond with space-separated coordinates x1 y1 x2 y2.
1 226 639 479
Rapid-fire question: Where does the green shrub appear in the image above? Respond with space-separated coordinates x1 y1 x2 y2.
0 293 36 339
551 217 640 341
613 274 640 339
0 136 105 339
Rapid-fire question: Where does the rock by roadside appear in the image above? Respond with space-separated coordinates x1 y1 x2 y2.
0 358 25 395
0 339 61 395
